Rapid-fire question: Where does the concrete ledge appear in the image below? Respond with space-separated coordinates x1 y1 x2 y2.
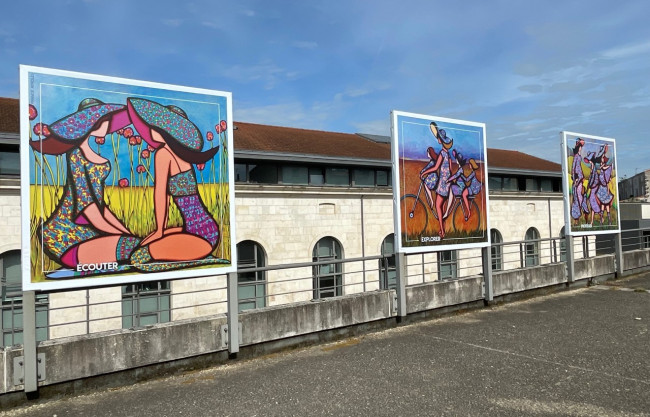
240 290 395 346
624 249 650 272
2 314 227 394
574 255 615 281
493 264 566 297
405 276 483 314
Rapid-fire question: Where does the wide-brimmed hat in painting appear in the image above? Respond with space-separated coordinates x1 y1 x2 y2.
126 97 219 164
32 98 128 155
430 122 453 150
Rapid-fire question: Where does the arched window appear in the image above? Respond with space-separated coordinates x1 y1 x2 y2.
379 234 396 290
558 227 566 262
524 228 540 267
313 237 343 299
237 240 267 311
1 250 48 346
490 229 503 271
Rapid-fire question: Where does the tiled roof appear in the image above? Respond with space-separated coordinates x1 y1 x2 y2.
487 148 561 172
0 97 560 173
233 121 391 160
0 97 19 133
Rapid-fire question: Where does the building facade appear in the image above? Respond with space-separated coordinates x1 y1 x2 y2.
0 97 582 344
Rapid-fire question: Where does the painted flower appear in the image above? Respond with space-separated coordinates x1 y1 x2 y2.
196 163 205 171
123 127 134 138
118 178 129 187
215 124 222 134
28 104 37 120
220 120 227 131
147 145 156 152
95 136 105 145
117 128 124 135
136 164 146 174
129 137 138 146
141 149 150 159
206 131 214 141
33 123 50 137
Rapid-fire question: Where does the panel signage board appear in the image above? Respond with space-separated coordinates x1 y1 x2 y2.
20 66 236 291
391 111 490 253
561 131 620 236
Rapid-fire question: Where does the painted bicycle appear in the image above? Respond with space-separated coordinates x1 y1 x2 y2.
400 179 481 237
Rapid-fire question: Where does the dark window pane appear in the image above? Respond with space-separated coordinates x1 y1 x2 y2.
503 177 518 191
488 175 502 191
353 169 374 187
0 151 20 176
309 167 324 185
234 163 248 182
249 164 278 184
282 166 309 185
376 170 389 187
325 168 349 186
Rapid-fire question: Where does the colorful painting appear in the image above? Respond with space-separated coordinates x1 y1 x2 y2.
561 132 620 236
391 111 490 253
20 66 236 291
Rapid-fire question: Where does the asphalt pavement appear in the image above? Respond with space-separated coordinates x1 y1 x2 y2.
2 273 649 417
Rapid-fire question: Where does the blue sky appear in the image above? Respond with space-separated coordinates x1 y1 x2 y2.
2 0 649 178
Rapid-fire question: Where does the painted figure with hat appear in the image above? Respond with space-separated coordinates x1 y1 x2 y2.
570 138 589 225
596 153 615 225
420 122 454 238
125 97 221 270
583 144 610 226
446 150 481 221
33 99 140 272
419 146 439 212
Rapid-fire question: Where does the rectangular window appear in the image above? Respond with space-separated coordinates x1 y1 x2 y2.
353 169 375 187
325 168 349 186
540 179 553 192
234 163 248 182
502 177 518 191
249 164 278 184
122 281 171 328
438 250 458 280
0 150 20 176
309 167 325 185
488 175 502 191
376 170 389 187
281 166 308 185
526 178 539 192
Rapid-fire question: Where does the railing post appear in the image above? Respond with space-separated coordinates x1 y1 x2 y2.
614 233 624 278
481 246 493 304
395 252 407 319
22 290 38 395
519 243 524 268
226 272 240 356
566 234 575 283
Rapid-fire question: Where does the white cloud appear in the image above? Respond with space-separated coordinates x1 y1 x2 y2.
162 19 183 27
219 62 297 90
292 41 318 50
601 40 650 59
351 118 389 135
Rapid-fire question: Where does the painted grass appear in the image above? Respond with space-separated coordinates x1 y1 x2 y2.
399 158 488 247
30 182 231 282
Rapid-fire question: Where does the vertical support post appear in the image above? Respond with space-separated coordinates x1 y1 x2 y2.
614 233 624 278
395 252 407 319
481 246 493 304
566 234 575 283
519 243 524 268
22 290 38 394
226 272 240 356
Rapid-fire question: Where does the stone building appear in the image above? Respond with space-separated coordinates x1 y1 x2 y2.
0 97 575 344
